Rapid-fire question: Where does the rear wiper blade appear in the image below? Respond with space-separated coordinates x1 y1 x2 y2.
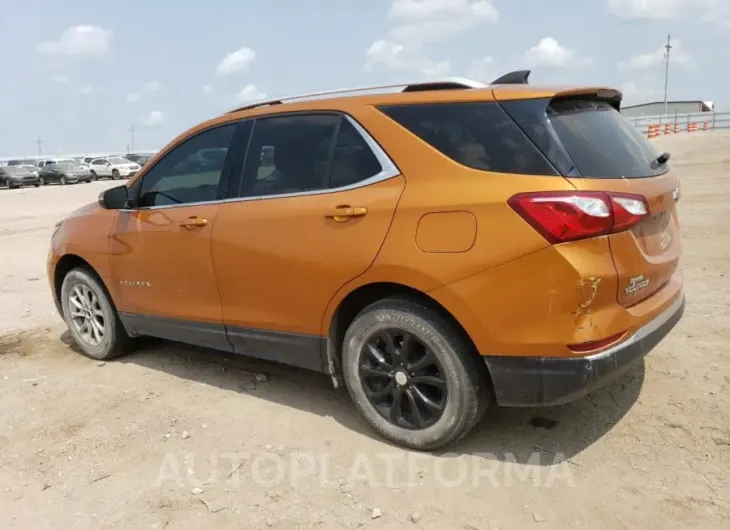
650 152 671 168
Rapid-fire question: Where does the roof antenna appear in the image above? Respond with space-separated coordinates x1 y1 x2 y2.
490 70 531 85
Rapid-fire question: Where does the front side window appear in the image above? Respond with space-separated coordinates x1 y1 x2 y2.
240 114 340 197
138 123 236 207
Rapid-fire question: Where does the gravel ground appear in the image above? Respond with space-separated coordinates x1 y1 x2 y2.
1 133 729 529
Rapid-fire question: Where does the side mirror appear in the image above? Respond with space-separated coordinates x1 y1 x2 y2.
98 185 130 209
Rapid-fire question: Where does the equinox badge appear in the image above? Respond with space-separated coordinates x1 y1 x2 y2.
625 275 650 296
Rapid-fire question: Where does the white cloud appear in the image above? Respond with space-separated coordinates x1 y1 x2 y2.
53 75 70 84
144 80 162 92
390 0 498 20
216 47 256 76
467 56 495 83
143 110 166 126
524 37 578 68
618 39 692 71
203 84 212 94
607 0 687 19
37 25 112 57
79 85 95 95
365 0 498 77
620 79 664 104
607 0 730 27
235 84 267 103
126 92 141 103
365 40 449 77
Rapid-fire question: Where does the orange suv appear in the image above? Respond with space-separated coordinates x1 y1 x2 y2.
48 71 684 450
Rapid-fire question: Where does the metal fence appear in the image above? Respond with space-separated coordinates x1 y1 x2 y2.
626 111 730 136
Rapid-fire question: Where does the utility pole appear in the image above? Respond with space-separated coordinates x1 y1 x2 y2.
663 34 672 117
128 124 136 153
36 137 43 156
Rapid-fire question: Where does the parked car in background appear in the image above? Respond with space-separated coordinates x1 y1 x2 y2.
124 153 155 167
37 158 78 169
38 162 92 185
88 157 140 180
1 165 41 188
7 159 39 167
17 164 40 177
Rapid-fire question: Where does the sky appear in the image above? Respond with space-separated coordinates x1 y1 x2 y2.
0 0 728 157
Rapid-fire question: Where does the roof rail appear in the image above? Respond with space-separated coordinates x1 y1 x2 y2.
490 70 531 85
226 77 487 114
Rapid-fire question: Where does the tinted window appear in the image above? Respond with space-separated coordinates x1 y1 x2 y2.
547 99 666 178
329 118 382 188
138 124 236 207
380 102 557 176
240 114 340 197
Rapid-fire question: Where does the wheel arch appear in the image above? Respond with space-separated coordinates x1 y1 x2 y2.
53 254 117 312
325 281 485 383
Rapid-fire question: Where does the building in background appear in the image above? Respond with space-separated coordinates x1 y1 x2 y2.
622 100 715 118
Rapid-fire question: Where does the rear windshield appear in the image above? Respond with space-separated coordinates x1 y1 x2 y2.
379 102 557 176
547 99 667 178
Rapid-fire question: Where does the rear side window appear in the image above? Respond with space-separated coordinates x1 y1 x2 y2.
379 102 557 176
241 114 340 198
546 99 666 178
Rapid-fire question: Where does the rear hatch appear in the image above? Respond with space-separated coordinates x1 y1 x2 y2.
498 90 681 307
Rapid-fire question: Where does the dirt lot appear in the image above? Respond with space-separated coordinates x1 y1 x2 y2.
1 134 729 529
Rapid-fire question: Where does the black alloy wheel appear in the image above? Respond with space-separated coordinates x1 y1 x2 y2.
359 328 448 430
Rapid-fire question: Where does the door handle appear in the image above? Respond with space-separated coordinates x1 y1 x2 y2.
180 217 208 229
324 206 368 222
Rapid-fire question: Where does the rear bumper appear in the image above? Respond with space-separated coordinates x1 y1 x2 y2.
484 292 685 406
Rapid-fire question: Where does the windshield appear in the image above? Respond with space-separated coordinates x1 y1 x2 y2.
109 157 130 164
547 99 666 178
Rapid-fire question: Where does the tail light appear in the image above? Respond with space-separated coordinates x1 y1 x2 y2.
508 191 648 243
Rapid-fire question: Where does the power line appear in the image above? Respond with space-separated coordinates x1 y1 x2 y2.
663 34 672 116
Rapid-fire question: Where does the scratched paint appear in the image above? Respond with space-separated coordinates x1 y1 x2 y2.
572 277 601 336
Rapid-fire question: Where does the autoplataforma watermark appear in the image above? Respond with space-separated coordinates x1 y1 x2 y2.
154 449 575 489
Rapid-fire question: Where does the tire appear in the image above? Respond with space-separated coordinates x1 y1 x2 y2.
60 176 67 185
90 170 97 181
342 298 490 451
34 183 40 187
60 267 130 360
111 169 120 180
